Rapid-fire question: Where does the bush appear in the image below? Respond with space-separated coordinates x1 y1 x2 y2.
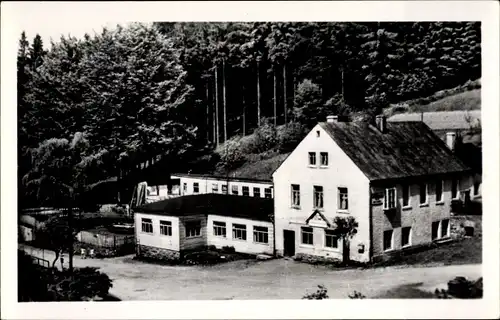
221 246 236 254
435 276 483 299
183 251 223 265
302 285 329 300
207 245 217 251
215 136 248 171
276 122 307 153
348 291 366 299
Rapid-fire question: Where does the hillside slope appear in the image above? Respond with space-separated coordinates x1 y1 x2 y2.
205 83 482 181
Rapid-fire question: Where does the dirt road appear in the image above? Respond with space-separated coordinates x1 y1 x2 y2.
21 244 482 300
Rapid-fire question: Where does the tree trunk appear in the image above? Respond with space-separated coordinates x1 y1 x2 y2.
214 64 219 147
283 63 287 125
341 66 345 100
273 66 277 127
222 58 227 143
68 204 74 273
52 250 60 269
117 169 121 204
242 92 246 136
342 238 350 264
257 59 261 127
206 79 210 143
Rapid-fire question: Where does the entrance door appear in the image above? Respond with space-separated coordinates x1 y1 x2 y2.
283 230 295 256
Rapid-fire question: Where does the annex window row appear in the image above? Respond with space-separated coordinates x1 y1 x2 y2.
212 221 269 244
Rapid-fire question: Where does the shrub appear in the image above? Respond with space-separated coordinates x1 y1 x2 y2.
302 285 329 300
251 120 278 153
183 251 223 265
221 246 236 254
435 276 483 299
207 245 217 251
215 136 248 171
348 291 366 299
276 122 307 153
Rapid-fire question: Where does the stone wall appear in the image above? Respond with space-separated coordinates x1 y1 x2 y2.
137 244 181 261
294 252 342 264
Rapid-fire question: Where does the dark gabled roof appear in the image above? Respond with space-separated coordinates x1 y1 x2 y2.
136 194 274 222
319 121 470 181
170 173 273 184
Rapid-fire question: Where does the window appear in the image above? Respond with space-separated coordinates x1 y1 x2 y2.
441 219 450 238
183 183 187 194
325 229 339 248
384 188 396 209
419 183 427 204
308 152 316 166
253 187 261 198
264 188 272 199
316 130 320 137
338 187 348 210
402 184 410 207
301 227 314 245
320 152 329 166
212 183 219 193
222 184 228 194
383 230 393 251
160 220 172 236
232 185 239 195
242 186 250 196
193 182 199 194
141 218 153 233
253 226 269 244
313 186 324 209
451 179 459 199
432 221 440 240
186 221 201 238
148 186 159 196
232 224 247 240
291 184 300 207
473 181 480 196
401 227 411 247
435 180 443 202
213 221 226 237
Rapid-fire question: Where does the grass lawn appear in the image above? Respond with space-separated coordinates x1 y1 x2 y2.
409 89 481 113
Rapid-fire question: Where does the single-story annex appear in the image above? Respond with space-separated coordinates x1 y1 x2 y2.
134 193 274 260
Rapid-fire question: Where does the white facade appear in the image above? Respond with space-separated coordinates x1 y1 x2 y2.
171 175 274 199
134 212 274 256
135 213 181 251
273 124 371 262
207 215 274 255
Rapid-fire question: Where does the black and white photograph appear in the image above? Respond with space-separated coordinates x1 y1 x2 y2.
1 1 499 319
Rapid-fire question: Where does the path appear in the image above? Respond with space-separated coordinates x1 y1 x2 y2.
21 244 482 300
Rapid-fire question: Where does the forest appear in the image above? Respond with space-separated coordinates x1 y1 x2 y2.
17 22 481 207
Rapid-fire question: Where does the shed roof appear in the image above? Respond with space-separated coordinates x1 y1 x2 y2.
319 121 470 181
136 193 274 222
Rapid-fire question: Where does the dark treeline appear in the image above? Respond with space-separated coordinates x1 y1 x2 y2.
17 22 481 207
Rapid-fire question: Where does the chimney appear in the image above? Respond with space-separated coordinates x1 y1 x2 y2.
375 115 387 133
446 132 456 151
326 115 338 123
